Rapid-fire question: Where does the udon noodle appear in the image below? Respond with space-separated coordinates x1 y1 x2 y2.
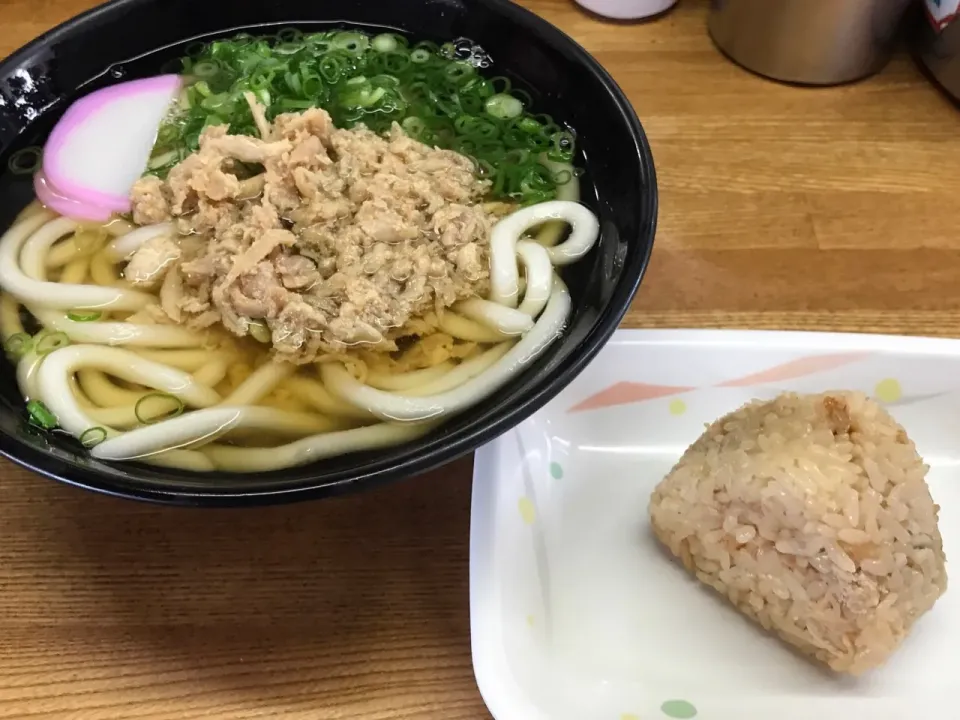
0 196 596 472
0 30 600 473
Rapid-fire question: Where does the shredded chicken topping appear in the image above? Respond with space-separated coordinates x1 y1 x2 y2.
128 103 498 363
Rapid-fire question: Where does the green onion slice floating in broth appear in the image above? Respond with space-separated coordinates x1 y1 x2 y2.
330 31 370 54
7 146 43 175
409 48 433 64
79 426 108 448
247 320 272 344
372 33 400 53
134 392 185 425
27 400 58 430
191 60 220 79
485 93 524 120
4 332 32 358
35 331 70 356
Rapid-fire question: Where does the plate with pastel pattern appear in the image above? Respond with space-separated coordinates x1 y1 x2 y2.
470 329 960 720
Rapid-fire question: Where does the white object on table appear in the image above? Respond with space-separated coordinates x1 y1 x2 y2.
574 0 677 20
471 328 960 720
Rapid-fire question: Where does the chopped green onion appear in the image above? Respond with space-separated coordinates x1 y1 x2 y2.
7 146 42 176
200 93 231 111
550 130 576 161
381 52 411 74
433 91 462 117
274 42 303 56
4 332 32 358
66 310 102 322
156 123 180 146
203 114 226 130
455 115 499 140
402 116 427 138
534 113 560 132
468 77 496 99
283 71 302 94
148 150 179 170
456 138 478 157
410 48 432 64
248 320 272 343
490 76 512 94
445 62 476 85
134 392 185 425
26 400 58 430
79 426 107 448
149 29 579 205
192 61 220 79
485 93 524 120
330 31 369 54
319 55 348 83
512 88 533 108
276 28 302 44
505 148 532 165
517 116 542 134
342 87 386 109
404 80 432 103
278 98 319 111
372 33 399 53
35 331 70 356
370 74 400 88
301 72 324 97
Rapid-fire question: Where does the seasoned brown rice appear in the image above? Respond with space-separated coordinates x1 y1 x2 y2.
648 391 947 674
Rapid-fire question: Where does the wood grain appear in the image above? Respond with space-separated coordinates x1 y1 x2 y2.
1 0 959 717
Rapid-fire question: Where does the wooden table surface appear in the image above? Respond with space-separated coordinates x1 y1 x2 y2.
2 0 959 717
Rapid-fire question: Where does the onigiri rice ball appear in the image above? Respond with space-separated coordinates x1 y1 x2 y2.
648 391 947 674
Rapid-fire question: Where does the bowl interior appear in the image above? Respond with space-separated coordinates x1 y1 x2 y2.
0 0 656 503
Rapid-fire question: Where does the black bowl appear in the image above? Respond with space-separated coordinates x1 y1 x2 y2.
0 0 657 505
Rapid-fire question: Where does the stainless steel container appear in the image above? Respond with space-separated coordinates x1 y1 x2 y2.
708 0 912 85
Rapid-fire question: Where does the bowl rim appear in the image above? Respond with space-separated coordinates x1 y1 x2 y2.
0 0 658 506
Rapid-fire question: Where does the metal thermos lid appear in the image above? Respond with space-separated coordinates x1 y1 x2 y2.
708 0 911 85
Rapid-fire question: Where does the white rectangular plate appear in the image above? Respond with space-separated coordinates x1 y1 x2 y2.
470 329 960 720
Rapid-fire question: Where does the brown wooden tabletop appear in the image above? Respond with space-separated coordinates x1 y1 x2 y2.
1 0 959 717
